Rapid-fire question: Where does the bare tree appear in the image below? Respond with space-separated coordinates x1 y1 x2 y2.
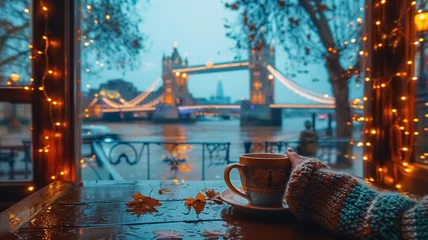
0 0 147 83
225 1 365 148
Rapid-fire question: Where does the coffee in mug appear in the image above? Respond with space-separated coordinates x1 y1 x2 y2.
224 153 291 206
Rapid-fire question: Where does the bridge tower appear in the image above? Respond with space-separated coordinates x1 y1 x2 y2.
241 34 281 126
154 44 194 122
249 34 275 104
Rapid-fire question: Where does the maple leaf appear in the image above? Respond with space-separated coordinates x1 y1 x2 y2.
154 230 183 240
125 192 162 217
184 192 206 215
204 188 223 205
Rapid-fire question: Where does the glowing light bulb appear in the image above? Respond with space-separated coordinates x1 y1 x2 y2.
106 15 111 20
376 21 381 25
24 8 30 13
28 186 34 191
42 6 48 11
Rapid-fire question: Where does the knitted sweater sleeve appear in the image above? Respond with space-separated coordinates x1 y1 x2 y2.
285 159 428 239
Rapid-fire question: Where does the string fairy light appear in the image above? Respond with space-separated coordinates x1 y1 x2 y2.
19 0 75 182
363 0 421 190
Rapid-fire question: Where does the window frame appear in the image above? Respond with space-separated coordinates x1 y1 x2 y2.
0 0 81 207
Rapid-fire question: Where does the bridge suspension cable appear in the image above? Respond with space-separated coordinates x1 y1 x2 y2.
138 94 164 108
98 77 162 108
266 65 335 104
124 77 162 107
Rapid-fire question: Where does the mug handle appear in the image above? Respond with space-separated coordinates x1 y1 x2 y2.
224 163 251 201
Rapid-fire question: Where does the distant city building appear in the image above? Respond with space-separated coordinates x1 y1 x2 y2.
208 80 231 104
193 98 209 105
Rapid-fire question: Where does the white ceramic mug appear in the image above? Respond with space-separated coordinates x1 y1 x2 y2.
224 153 291 206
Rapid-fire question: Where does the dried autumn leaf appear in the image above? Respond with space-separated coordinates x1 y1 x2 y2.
184 192 206 215
204 189 223 205
204 189 217 199
154 230 183 240
158 188 172 195
125 191 162 217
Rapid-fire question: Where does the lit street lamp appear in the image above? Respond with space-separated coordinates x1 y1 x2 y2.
8 73 20 131
415 11 428 83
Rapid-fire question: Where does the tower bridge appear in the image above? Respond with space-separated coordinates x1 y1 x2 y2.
153 35 277 125
86 35 360 125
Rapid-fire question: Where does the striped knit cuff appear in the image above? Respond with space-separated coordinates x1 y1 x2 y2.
401 196 428 240
366 193 416 239
285 159 328 219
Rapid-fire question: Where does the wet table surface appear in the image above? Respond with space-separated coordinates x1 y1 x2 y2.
1 180 335 239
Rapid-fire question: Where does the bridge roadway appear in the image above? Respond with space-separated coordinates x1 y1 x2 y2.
101 104 363 113
172 61 249 74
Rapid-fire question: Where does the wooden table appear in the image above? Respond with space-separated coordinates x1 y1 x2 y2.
0 180 335 239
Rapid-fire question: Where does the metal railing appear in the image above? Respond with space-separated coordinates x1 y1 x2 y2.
0 139 354 181
0 140 32 180
82 139 353 181
82 141 231 180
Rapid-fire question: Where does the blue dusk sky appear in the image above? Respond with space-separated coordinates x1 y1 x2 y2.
86 0 363 103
